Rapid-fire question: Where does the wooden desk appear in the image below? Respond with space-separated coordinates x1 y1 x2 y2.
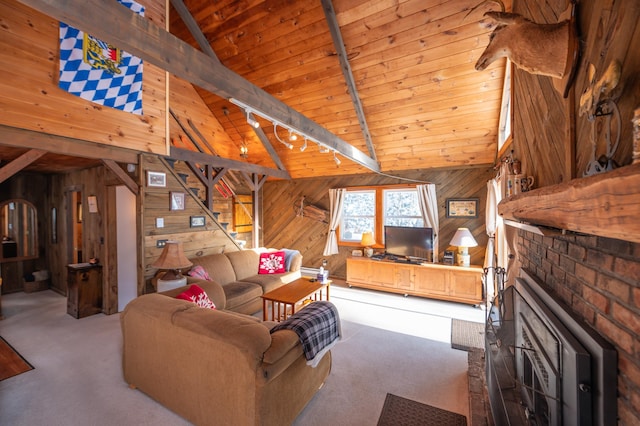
261 278 330 321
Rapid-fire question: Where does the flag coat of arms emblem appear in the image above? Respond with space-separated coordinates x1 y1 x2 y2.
58 0 145 115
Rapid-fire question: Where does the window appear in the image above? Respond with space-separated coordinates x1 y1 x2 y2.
383 189 423 227
339 185 422 246
340 190 375 243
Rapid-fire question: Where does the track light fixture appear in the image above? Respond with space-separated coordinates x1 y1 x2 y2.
333 151 341 166
245 110 260 129
273 123 293 149
319 145 330 154
288 129 298 141
300 138 308 152
240 142 248 159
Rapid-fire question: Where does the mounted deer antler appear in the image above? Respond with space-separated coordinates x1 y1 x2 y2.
474 3 579 97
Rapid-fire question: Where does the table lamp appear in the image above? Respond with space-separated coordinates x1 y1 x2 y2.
449 228 477 267
152 241 192 286
361 231 375 257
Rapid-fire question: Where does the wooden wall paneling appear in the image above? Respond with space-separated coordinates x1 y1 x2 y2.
140 154 240 288
263 167 494 280
0 0 167 156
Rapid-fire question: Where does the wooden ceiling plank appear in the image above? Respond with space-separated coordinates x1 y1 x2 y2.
17 0 379 173
321 0 376 160
102 159 139 195
0 148 46 183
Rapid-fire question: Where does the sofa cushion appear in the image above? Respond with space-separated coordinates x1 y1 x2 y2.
196 254 237 285
281 249 300 271
241 274 289 294
160 280 227 310
225 250 260 281
258 251 286 274
176 284 216 310
223 282 263 311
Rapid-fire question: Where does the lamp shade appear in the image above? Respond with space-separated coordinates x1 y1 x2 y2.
361 231 375 247
152 241 193 271
449 228 478 247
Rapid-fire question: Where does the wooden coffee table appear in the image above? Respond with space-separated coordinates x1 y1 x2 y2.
262 277 331 321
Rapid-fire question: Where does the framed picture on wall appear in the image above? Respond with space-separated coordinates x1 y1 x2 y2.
147 171 166 187
190 215 206 228
446 198 479 218
170 192 185 211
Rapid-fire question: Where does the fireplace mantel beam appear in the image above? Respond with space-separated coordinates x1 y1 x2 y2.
499 163 640 243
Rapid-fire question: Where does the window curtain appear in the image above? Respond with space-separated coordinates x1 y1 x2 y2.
323 188 346 256
483 178 500 304
417 184 438 263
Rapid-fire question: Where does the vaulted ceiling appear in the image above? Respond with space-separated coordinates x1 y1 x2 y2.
168 0 511 179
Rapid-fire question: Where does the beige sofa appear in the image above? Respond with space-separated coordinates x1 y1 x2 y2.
121 280 332 426
186 248 302 315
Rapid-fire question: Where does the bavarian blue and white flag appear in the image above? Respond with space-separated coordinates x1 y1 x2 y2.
58 0 145 115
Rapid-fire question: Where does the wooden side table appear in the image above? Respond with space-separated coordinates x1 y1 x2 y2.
67 263 103 319
261 278 330 322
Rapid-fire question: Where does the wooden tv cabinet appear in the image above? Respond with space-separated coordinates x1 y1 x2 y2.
346 257 483 305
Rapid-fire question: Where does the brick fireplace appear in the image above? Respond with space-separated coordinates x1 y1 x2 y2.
515 230 640 424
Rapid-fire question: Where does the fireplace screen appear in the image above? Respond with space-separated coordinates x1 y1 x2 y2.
485 269 617 426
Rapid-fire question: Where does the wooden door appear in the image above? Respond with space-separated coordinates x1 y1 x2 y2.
369 261 396 289
395 265 414 291
346 258 370 284
414 267 448 296
449 269 482 303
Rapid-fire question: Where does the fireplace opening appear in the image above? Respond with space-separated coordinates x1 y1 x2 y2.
485 269 617 425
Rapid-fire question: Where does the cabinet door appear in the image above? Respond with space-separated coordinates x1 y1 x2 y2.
395 265 414 291
369 262 397 288
346 259 370 283
414 267 448 296
450 270 482 302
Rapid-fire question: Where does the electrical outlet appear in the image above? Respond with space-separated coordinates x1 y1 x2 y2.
156 239 168 248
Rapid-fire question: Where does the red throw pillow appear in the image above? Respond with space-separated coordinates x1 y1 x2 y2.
258 251 286 274
176 284 216 309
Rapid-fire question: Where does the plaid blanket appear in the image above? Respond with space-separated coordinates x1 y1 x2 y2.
270 301 341 367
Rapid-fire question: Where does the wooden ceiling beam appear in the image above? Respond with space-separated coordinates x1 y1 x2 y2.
0 125 140 164
170 147 290 180
169 0 220 65
0 149 46 184
16 0 380 173
321 0 376 161
102 159 139 195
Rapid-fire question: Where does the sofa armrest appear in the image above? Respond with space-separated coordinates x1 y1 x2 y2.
261 329 303 382
289 251 303 272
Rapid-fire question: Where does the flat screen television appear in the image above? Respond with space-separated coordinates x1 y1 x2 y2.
384 225 433 261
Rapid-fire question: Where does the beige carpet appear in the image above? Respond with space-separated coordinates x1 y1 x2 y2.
1 287 482 425
377 393 467 426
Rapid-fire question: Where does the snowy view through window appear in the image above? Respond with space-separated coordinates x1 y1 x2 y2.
340 189 423 242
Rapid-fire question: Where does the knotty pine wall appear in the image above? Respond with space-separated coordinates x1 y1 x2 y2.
263 167 494 279
512 0 640 186
0 0 167 155
140 154 242 293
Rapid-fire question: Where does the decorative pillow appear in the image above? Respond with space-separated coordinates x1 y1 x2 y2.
176 284 216 310
280 248 300 271
258 251 286 274
188 265 211 281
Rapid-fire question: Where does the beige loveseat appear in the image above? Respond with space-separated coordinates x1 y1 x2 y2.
186 248 302 315
121 280 332 426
